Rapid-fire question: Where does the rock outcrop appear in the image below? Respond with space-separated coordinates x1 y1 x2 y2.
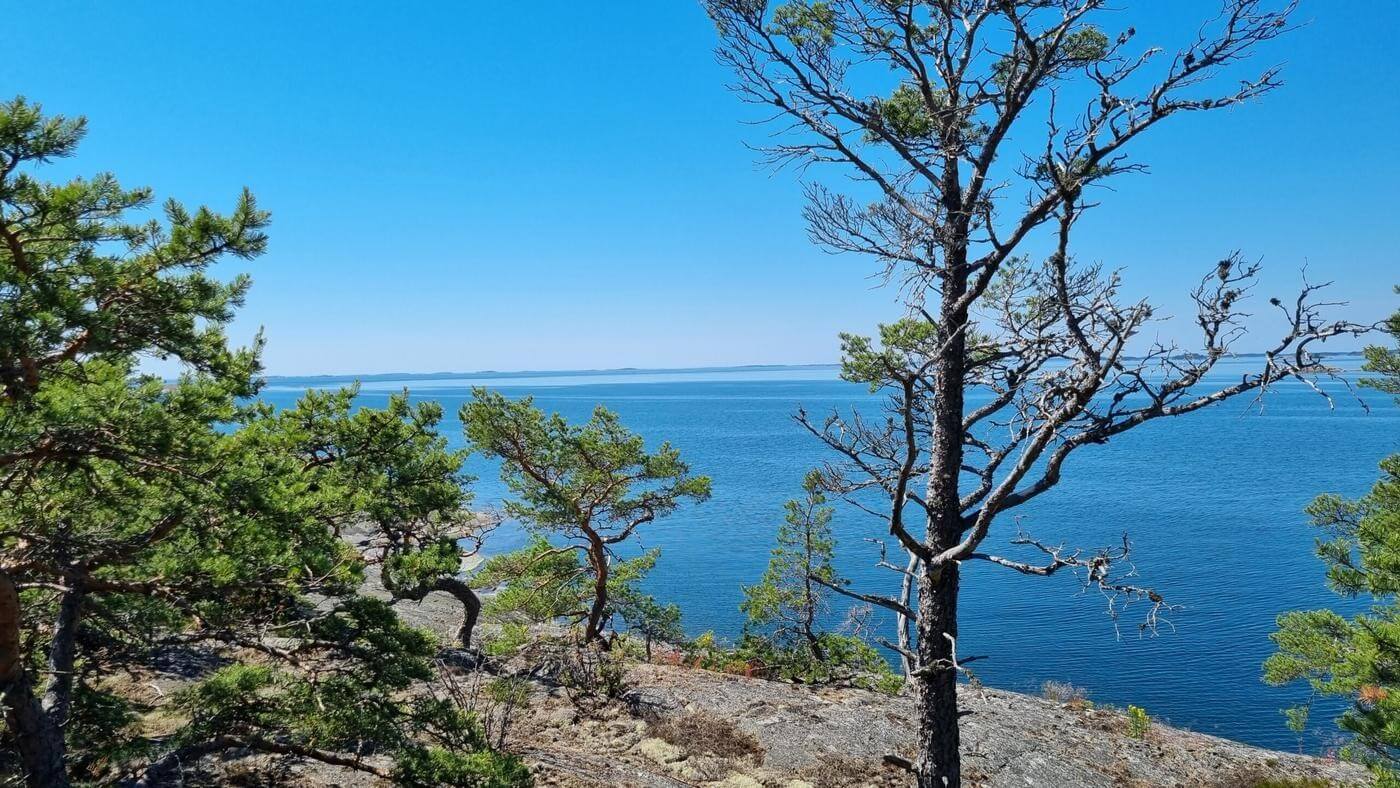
512 662 1365 788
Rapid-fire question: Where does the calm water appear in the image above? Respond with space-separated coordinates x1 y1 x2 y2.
264 359 1398 752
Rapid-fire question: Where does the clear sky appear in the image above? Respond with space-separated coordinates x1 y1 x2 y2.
5 2 1396 375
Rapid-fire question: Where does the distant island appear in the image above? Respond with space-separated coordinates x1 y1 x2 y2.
259 352 1366 387
261 362 841 386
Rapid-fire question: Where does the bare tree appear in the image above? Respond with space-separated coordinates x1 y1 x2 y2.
703 1 1373 784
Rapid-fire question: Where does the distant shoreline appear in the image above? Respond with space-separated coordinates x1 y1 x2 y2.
260 352 1365 386
261 363 840 385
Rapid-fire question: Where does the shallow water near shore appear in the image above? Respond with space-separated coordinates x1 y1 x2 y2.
264 357 1399 752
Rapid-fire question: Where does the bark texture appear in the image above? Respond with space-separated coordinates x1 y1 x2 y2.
0 572 71 788
584 538 610 644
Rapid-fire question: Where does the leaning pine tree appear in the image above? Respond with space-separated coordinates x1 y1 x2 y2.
462 389 711 644
260 385 490 649
704 2 1371 785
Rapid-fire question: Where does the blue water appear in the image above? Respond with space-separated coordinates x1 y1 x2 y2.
263 359 1398 752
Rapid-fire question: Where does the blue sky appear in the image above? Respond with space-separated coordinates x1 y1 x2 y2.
6 2 1396 375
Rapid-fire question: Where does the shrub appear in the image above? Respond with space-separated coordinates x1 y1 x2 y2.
1206 767 1335 788
486 676 533 706
484 677 533 749
559 645 631 715
684 631 758 675
393 747 533 787
420 667 533 766
1042 680 1092 708
1126 705 1151 739
616 592 686 658
483 621 530 657
678 630 904 693
738 631 902 692
869 671 907 696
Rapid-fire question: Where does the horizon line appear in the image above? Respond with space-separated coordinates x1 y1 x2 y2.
255 349 1365 383
260 362 841 383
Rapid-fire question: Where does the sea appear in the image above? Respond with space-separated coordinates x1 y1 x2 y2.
261 357 1399 753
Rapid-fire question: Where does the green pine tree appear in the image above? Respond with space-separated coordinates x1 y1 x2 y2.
258 385 488 648
0 98 527 787
740 471 895 688
742 470 839 662
473 534 681 655
1265 294 1400 785
461 389 710 644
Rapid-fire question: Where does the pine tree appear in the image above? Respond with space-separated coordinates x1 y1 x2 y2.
742 470 839 663
258 386 487 648
462 389 710 643
0 98 527 787
0 94 269 785
1266 296 1400 785
703 3 1366 783
741 470 893 687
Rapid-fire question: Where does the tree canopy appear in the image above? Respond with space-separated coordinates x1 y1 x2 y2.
462 389 710 643
0 97 525 787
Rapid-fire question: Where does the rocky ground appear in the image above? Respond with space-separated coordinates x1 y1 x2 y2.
130 546 1369 787
512 662 1365 788
173 582 1367 787
195 648 1365 787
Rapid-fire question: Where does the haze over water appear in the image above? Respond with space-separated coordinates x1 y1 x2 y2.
265 357 1399 751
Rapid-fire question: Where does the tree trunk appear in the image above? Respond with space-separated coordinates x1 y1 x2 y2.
803 623 826 663
0 571 71 788
914 562 961 788
914 219 971 786
583 543 609 643
391 575 482 648
802 516 826 663
41 585 84 726
432 577 481 648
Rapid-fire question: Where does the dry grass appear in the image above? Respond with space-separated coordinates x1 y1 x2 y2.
1042 679 1090 708
795 753 909 788
1204 767 1335 788
647 711 764 761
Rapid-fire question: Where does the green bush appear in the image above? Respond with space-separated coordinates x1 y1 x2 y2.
681 631 753 674
869 671 907 696
735 632 903 693
393 747 533 787
676 630 903 693
1126 705 1151 739
483 621 530 657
